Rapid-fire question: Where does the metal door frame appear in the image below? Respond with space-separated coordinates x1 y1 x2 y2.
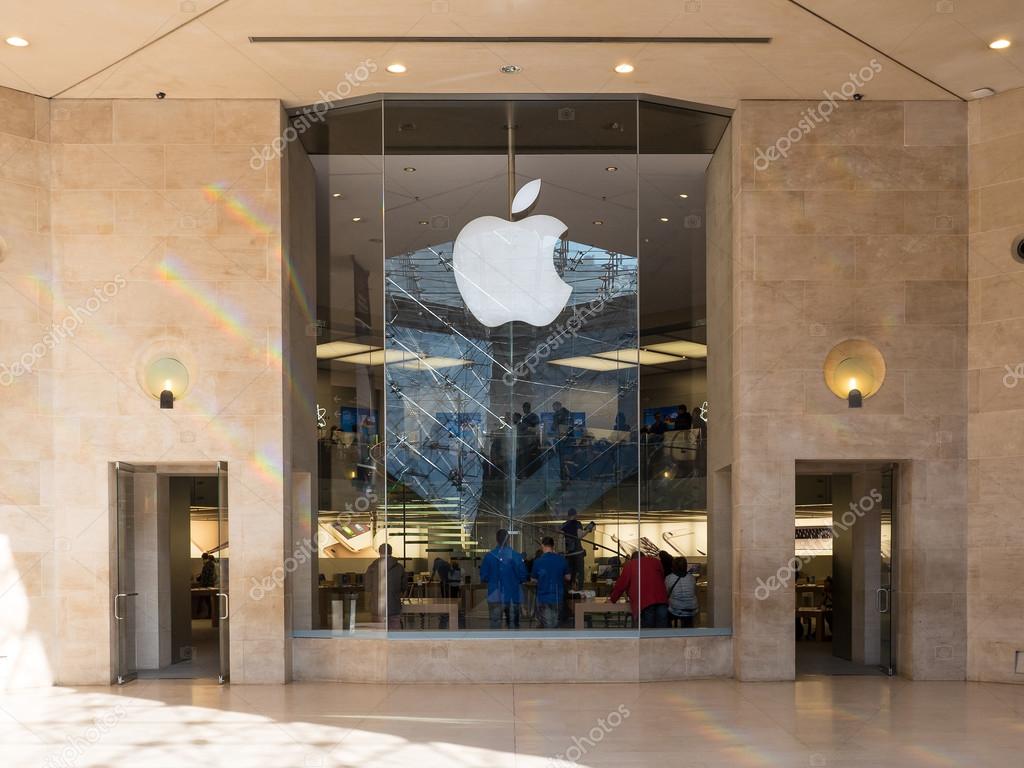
216 460 230 683
110 460 230 684
112 462 139 685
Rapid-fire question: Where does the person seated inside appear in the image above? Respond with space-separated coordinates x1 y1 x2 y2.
665 556 698 628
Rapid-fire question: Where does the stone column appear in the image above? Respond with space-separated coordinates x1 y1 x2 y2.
850 469 882 666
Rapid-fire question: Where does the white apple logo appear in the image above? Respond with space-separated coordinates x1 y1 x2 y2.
452 179 572 327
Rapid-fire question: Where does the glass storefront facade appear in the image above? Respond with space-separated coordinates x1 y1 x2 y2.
296 96 729 635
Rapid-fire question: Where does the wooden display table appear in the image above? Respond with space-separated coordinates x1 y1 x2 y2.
574 597 632 630
401 597 460 631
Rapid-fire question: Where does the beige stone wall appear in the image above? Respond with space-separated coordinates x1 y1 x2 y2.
707 124 735 475
292 635 733 683
730 100 969 680
0 88 289 685
0 86 55 688
967 86 1024 683
706 123 735 628
9 84 1021 688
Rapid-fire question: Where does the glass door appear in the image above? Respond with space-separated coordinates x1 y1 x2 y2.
216 461 230 682
113 462 138 684
878 466 895 676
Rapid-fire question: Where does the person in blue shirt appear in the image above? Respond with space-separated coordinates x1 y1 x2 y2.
531 536 570 629
480 529 528 629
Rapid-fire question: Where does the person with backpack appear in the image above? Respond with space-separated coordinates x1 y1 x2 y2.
666 556 699 628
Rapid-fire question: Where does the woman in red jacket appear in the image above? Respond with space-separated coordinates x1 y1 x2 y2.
608 552 670 628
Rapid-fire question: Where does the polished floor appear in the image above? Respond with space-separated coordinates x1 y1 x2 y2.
137 621 221 681
1 677 1021 767
796 641 885 677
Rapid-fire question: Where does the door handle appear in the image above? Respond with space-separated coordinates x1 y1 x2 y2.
876 588 890 614
217 592 229 620
113 592 138 620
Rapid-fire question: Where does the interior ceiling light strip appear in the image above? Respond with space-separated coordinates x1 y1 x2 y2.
593 349 685 366
316 341 379 359
249 36 772 44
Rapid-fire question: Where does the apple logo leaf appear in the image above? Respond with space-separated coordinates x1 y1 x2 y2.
510 179 542 215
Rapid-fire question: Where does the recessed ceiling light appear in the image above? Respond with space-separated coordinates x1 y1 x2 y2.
595 349 686 366
403 166 416 173
332 192 342 198
500 64 522 74
659 217 669 222
418 220 428 225
351 217 362 222
678 193 688 199
336 349 418 366
614 63 635 74
605 166 618 172
646 340 707 359
593 219 604 225
316 341 380 359
549 356 636 372
395 356 474 371
386 63 407 74
5 36 29 47
990 38 1011 49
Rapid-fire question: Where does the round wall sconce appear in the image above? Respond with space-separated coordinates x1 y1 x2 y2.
144 357 189 409
823 339 886 409
1012 233 1024 264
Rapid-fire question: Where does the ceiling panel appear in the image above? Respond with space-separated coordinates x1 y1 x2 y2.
802 0 1024 97
0 0 223 96
0 0 1019 103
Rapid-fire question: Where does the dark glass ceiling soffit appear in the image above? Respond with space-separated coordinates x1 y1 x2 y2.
289 95 731 156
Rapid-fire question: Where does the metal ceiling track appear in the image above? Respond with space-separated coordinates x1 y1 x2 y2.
249 36 772 44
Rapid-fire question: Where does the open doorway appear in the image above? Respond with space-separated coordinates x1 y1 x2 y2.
793 462 896 677
111 462 229 683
